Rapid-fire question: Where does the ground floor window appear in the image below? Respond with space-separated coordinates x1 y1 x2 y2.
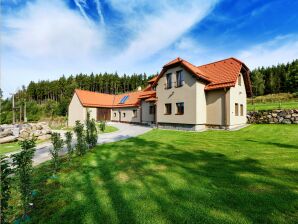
176 102 184 115
123 112 126 118
240 104 244 116
114 112 117 117
165 103 172 115
149 105 155 114
133 109 137 117
235 103 239 116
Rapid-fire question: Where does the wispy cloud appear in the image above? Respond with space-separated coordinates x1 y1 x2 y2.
94 0 105 26
237 34 298 69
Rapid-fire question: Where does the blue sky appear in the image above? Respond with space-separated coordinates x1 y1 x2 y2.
1 0 298 97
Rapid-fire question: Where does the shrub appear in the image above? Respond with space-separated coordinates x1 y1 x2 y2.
11 139 36 220
85 110 98 148
50 132 64 173
73 120 87 156
64 131 73 160
0 156 13 224
85 110 92 148
99 120 106 132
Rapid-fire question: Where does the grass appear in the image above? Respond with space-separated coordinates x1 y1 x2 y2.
7 125 298 223
247 100 298 111
98 125 119 133
0 139 49 155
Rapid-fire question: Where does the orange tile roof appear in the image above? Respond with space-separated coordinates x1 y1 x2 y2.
75 89 145 108
148 76 158 83
153 57 252 96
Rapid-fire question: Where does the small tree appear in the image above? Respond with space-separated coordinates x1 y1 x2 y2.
0 156 13 224
85 110 92 148
99 120 106 132
11 139 36 220
73 120 87 156
50 132 64 173
64 131 73 160
89 118 98 148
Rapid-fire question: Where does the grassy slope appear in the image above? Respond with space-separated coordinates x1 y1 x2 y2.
9 125 298 223
247 100 298 111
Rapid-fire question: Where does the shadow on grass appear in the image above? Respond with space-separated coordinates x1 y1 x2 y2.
24 136 298 224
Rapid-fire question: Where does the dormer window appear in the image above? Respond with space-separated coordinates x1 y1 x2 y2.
238 74 241 86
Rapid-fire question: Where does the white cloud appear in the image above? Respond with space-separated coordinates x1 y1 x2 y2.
237 34 298 69
3 0 102 59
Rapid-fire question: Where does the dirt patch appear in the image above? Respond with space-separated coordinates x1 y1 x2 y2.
116 171 130 183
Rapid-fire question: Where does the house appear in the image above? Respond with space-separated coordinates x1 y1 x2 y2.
68 57 252 130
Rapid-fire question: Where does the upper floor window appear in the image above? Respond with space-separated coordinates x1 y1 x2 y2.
165 103 172 115
238 74 241 86
133 110 137 117
235 103 239 116
166 73 172 89
176 102 184 115
176 70 184 87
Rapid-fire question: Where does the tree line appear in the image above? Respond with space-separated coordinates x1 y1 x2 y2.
0 73 154 123
250 59 298 96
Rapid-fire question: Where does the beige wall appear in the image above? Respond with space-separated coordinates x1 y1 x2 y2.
111 107 141 123
68 93 86 127
141 100 155 124
206 89 225 125
88 107 97 121
156 66 204 125
228 73 247 126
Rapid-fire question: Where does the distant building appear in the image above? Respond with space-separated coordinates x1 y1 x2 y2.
68 57 252 130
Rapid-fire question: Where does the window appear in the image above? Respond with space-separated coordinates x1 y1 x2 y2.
238 74 241 86
176 70 184 87
166 73 172 89
123 112 126 117
119 95 129 104
240 104 244 116
149 105 155 114
176 102 184 115
133 109 137 117
165 103 172 115
235 103 239 116
114 112 117 117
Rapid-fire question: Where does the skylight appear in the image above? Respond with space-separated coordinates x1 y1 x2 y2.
119 95 129 104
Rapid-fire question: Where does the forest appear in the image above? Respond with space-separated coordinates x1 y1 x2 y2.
0 59 297 124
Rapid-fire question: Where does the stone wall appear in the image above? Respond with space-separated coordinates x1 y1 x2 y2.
247 109 298 124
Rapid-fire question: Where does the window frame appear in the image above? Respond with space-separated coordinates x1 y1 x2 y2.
235 103 239 116
238 74 241 86
166 73 172 89
149 105 155 115
133 109 137 118
164 103 172 115
240 104 244 116
114 112 117 117
123 112 126 118
176 102 184 115
176 70 184 87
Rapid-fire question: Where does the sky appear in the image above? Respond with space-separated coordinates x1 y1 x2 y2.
1 0 298 97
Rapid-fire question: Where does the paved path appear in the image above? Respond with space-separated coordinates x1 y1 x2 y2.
6 122 151 166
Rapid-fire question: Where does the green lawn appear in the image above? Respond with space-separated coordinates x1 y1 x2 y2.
0 139 49 155
8 125 298 223
247 100 298 111
98 125 119 133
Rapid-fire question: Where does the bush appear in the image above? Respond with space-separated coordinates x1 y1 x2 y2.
99 120 106 132
73 120 87 156
11 139 36 220
64 131 73 160
50 132 64 173
0 156 13 224
86 110 98 148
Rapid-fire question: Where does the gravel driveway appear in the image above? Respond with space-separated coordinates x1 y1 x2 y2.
6 122 152 166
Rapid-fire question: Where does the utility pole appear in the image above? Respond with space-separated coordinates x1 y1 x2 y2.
10 93 15 124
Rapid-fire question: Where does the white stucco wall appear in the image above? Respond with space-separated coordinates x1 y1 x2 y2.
156 66 199 124
111 107 141 123
228 73 247 126
141 100 155 124
68 93 86 127
206 89 225 125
